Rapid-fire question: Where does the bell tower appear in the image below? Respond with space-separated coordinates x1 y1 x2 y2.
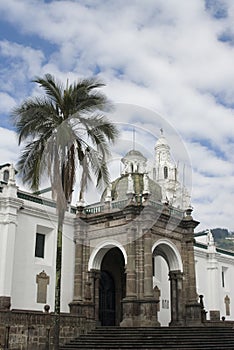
151 129 191 209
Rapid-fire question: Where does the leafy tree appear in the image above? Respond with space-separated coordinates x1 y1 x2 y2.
12 74 119 348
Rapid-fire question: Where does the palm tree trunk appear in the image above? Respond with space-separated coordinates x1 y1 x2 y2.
54 210 65 349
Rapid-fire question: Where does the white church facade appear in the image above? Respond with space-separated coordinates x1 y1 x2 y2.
0 132 234 330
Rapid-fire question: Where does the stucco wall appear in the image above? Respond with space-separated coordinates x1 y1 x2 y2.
195 246 234 320
7 196 75 313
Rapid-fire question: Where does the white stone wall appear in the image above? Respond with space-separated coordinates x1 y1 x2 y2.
195 246 234 320
0 184 75 313
153 255 170 326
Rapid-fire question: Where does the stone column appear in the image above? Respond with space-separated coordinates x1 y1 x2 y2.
169 270 184 326
136 230 159 327
92 270 101 324
69 219 86 315
73 240 84 302
143 230 153 298
182 217 202 325
186 237 199 303
125 227 136 298
169 271 177 325
121 226 137 327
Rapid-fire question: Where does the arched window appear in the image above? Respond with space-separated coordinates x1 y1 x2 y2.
164 166 168 179
3 170 9 183
131 163 134 173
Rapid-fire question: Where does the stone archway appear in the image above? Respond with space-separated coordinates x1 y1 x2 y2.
152 239 184 326
88 243 126 326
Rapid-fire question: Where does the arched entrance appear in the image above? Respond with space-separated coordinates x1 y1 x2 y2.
89 244 126 326
152 240 183 326
99 247 126 326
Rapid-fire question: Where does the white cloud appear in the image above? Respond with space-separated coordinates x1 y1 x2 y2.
0 92 16 113
0 127 19 164
0 0 234 230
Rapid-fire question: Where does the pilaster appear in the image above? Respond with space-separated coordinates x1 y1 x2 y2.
0 182 22 309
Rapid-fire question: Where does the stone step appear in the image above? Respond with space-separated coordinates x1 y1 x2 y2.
60 326 234 350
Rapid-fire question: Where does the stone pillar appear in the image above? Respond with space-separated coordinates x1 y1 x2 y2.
169 270 184 326
135 230 159 327
143 230 153 298
73 241 84 302
69 220 86 315
121 227 137 327
185 238 203 325
125 227 136 298
186 237 199 303
90 270 101 324
181 217 202 326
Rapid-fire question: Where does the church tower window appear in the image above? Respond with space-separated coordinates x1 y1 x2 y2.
3 170 9 183
164 166 168 179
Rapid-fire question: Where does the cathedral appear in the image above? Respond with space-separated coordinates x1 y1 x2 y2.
0 131 234 347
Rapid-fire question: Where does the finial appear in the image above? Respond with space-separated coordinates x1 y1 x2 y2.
206 229 215 246
105 184 112 202
160 128 163 136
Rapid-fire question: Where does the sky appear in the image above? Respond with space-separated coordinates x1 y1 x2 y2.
0 0 234 232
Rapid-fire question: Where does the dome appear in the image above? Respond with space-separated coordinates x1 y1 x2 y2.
101 173 162 203
124 149 146 161
101 147 162 204
121 149 147 175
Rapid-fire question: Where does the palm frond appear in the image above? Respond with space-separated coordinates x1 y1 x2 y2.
33 74 64 109
13 73 119 207
16 139 46 190
12 98 58 144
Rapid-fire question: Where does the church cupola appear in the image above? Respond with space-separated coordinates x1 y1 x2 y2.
101 149 162 203
121 149 147 175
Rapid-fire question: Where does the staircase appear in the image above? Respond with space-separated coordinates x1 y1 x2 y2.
60 326 234 349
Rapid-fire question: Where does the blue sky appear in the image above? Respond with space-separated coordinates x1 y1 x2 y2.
0 0 234 231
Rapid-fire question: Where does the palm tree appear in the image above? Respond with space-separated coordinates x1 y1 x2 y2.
12 74 119 349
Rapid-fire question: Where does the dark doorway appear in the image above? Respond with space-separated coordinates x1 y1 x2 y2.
99 271 115 326
99 247 125 326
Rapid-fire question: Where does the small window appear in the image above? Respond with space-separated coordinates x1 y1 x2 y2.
35 233 45 258
222 270 225 288
164 166 168 179
222 267 228 288
3 170 9 183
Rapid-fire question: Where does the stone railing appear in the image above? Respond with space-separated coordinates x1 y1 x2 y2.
84 199 184 218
